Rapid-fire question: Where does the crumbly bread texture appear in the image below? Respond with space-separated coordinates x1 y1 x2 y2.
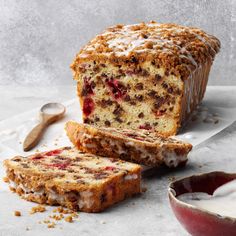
65 121 192 168
4 147 141 213
71 21 220 136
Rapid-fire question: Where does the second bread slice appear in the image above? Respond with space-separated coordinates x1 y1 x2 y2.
65 121 192 168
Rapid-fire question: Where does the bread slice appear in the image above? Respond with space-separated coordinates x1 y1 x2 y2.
65 121 192 168
4 147 141 213
71 21 220 136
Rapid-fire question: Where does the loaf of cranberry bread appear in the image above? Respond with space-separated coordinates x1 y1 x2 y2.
4 147 141 213
65 121 192 168
71 21 220 136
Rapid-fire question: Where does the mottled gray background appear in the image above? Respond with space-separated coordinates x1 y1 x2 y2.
0 0 235 86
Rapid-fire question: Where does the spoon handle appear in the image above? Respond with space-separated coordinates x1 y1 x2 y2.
23 122 48 151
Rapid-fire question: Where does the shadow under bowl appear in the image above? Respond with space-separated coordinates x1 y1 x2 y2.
168 171 236 236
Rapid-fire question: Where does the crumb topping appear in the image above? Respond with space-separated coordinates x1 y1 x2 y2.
72 21 220 79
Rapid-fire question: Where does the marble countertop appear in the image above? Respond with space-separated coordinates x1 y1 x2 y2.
1 85 236 236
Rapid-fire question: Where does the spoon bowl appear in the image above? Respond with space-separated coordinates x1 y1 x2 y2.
40 102 66 116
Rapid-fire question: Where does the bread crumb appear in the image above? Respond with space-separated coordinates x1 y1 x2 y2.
49 214 64 221
54 206 73 214
3 176 9 183
47 222 56 228
9 186 16 192
168 176 176 182
26 227 30 231
43 219 50 224
70 212 79 218
141 187 147 193
14 211 21 216
30 205 46 214
100 220 106 224
65 216 73 223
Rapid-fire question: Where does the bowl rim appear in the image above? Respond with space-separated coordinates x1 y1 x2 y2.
168 171 236 222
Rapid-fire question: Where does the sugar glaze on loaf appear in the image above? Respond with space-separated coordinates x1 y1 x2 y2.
71 21 220 135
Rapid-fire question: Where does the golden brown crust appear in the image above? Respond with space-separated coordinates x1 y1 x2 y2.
4 147 141 213
71 21 220 80
65 121 192 167
70 21 220 136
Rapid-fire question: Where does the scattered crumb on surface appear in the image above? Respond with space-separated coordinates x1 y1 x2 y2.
3 176 9 183
70 212 78 218
14 210 21 216
37 207 79 228
100 220 106 224
43 219 50 224
30 205 46 214
54 206 73 214
49 214 64 221
65 216 73 223
47 222 56 228
26 227 30 231
168 176 176 182
9 186 16 192
141 187 147 193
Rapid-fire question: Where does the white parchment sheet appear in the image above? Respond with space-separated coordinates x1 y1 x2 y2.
0 86 236 235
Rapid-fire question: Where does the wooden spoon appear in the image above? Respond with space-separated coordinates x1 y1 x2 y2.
23 103 66 152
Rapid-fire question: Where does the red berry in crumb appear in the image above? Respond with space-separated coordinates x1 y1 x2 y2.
105 166 116 171
32 155 44 160
48 161 71 170
139 124 152 130
124 133 145 141
156 110 165 116
83 77 94 95
45 149 62 156
83 97 95 116
106 79 126 99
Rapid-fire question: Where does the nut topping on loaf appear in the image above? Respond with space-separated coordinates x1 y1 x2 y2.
71 21 220 136
65 121 192 168
4 147 141 213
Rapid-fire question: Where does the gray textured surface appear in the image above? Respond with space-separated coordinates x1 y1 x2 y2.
0 0 235 86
